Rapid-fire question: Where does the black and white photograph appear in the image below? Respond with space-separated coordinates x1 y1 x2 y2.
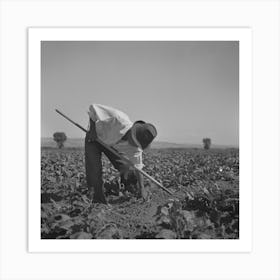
2 0 280 278
40 40 239 240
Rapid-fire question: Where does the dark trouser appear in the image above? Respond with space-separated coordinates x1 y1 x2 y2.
84 121 136 203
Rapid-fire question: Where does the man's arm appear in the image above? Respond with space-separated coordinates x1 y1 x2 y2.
135 170 149 200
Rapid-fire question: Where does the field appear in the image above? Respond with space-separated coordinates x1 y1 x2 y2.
41 147 239 239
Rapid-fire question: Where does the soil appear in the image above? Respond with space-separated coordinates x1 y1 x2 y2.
41 148 239 239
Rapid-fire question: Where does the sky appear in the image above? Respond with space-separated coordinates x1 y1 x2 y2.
41 41 239 146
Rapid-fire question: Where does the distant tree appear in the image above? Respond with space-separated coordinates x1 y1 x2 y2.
202 138 211 150
53 132 67 149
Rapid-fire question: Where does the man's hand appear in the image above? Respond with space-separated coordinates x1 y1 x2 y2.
140 187 150 201
117 160 133 180
115 152 134 180
135 171 151 201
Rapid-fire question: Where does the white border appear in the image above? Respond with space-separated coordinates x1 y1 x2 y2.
28 27 252 253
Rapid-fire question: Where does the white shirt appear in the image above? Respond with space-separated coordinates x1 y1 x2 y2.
88 104 143 169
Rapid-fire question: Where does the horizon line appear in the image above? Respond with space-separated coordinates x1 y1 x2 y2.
41 136 239 148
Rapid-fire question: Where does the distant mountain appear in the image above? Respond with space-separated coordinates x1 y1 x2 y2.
151 141 199 149
41 137 237 149
151 142 235 149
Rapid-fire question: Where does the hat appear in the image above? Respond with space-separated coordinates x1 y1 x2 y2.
129 120 157 150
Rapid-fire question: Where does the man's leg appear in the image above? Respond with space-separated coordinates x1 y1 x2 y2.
84 121 107 204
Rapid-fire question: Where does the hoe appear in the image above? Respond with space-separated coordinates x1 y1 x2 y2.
56 109 173 195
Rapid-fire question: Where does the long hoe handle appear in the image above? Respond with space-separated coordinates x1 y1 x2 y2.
55 109 173 195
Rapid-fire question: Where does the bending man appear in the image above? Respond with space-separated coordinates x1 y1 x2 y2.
85 104 157 204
